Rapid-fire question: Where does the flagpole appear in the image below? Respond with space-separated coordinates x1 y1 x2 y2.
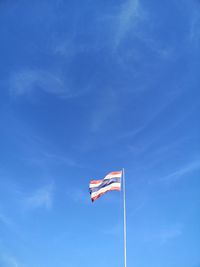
122 168 127 267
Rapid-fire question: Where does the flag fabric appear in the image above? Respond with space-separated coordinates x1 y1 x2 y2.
89 171 122 202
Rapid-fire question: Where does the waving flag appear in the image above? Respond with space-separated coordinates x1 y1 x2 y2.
89 171 122 202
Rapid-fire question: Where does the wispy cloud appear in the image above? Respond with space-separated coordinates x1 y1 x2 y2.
53 0 143 53
40 152 82 168
189 6 200 46
161 159 200 182
54 39 76 57
0 212 12 227
24 183 54 210
142 223 183 245
90 89 119 133
9 68 91 100
121 89 184 143
1 111 82 169
66 187 89 204
24 151 83 171
9 69 67 99
152 223 183 245
113 0 143 49
102 223 122 237
0 254 22 267
137 136 194 174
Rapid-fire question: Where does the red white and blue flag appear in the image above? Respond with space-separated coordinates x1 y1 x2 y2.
89 171 122 202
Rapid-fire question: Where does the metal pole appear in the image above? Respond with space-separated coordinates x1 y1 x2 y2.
122 168 127 267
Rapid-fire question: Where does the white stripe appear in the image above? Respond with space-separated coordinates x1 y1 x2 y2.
91 182 121 198
104 172 122 180
90 177 121 189
89 172 122 189
89 181 103 188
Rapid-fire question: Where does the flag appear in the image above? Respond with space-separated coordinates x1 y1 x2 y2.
89 171 122 202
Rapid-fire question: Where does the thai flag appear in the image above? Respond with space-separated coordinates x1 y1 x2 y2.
89 171 122 202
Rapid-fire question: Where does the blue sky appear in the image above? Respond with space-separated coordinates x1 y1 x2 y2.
0 0 200 266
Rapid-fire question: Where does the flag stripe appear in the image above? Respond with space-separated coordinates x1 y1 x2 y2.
90 171 122 185
90 182 121 198
90 180 103 184
104 171 122 179
91 186 121 202
89 177 121 191
89 171 122 202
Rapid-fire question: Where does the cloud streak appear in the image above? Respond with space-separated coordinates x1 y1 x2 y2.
152 223 183 245
188 3 200 46
102 223 122 237
0 254 22 267
114 0 142 48
120 89 185 144
90 89 119 133
161 159 200 182
25 183 54 210
0 212 12 227
9 69 67 99
66 188 89 204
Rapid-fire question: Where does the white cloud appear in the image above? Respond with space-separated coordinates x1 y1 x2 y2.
102 223 122 236
6 257 19 267
90 89 119 133
190 11 200 45
42 152 81 168
66 188 89 204
142 223 183 245
24 151 83 170
25 183 54 210
53 38 81 58
53 0 143 53
112 0 144 49
162 159 200 182
153 223 183 245
9 69 67 98
115 0 140 46
9 68 91 100
0 254 22 267
0 213 11 227
121 89 184 145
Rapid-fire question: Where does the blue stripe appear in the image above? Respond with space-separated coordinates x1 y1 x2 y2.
89 178 121 194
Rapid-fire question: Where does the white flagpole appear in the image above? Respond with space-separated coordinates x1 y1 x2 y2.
122 168 127 267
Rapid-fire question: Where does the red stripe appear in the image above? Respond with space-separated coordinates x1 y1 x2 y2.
91 187 121 202
109 171 122 175
90 171 122 186
90 179 103 184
